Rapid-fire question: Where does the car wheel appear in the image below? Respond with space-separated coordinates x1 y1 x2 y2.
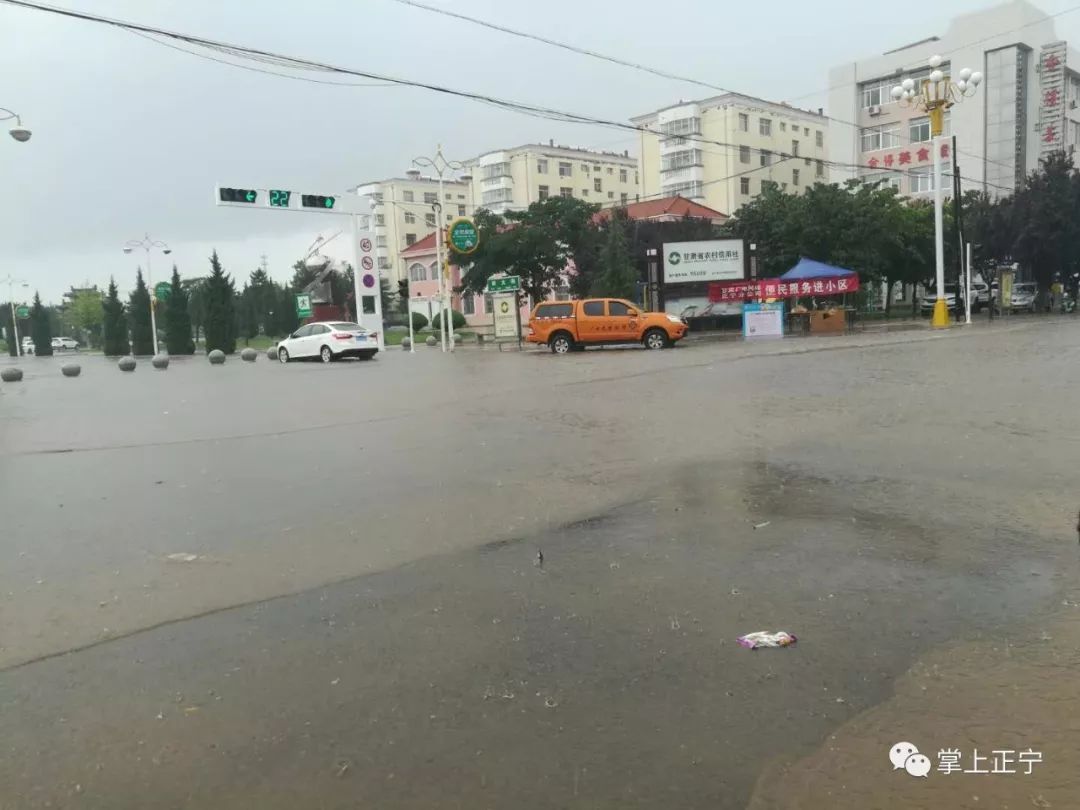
277 347 290 364
643 328 669 350
549 333 573 354
320 345 334 363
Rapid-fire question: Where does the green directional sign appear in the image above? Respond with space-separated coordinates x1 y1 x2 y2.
447 217 479 255
15 305 29 319
485 275 521 294
295 293 313 319
154 281 171 301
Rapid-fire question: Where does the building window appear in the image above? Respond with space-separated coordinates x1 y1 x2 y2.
740 145 751 163
425 213 436 227
537 158 548 173
760 118 772 136
376 235 387 248
740 177 751 195
607 167 613 175
423 192 437 204
405 233 416 246
620 193 628 205
792 139 800 157
458 204 466 215
816 130 824 148
403 190 414 202
607 191 614 199
792 169 800 186
760 149 772 167
909 167 933 193
803 127 809 136
908 116 932 143
635 171 639 185
409 263 426 282
581 163 589 172
457 194 465 199
558 162 572 177
661 149 702 171
662 180 703 198
482 162 511 180
375 214 385 226
594 177 602 192
860 124 901 152
619 168 628 182
859 77 891 109
538 184 549 200
446 213 452 222
404 212 416 224
378 257 391 270
861 172 901 192
738 112 749 131
816 159 824 178
560 186 572 197
582 189 589 196
780 121 787 131
593 164 601 172
481 187 514 205
659 117 700 138
463 295 475 316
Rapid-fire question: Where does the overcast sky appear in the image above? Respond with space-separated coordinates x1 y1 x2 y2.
4 0 1079 302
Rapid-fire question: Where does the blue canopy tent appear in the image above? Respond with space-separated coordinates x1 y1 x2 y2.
781 257 857 280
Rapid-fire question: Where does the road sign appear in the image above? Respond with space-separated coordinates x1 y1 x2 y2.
492 292 520 345
154 281 171 301
485 275 521 294
295 293 313 319
447 218 479 255
15 305 29 319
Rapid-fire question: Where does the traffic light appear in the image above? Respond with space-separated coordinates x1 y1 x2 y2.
219 187 258 204
301 194 336 210
268 189 291 208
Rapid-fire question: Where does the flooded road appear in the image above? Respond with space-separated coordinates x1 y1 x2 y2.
1 320 1078 808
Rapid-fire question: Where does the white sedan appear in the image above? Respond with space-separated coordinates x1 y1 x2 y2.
51 336 79 350
276 321 378 363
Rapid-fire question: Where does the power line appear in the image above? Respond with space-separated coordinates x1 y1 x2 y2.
386 0 734 96
0 0 1016 194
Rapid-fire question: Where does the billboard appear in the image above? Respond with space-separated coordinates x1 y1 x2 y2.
663 239 744 284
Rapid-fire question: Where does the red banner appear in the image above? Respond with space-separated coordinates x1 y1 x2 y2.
708 275 859 303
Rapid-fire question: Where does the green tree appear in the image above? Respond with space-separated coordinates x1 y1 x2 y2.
591 207 638 299
238 283 259 343
273 283 299 337
246 267 276 334
30 291 52 356
66 288 104 348
1010 151 1080 297
204 250 237 354
165 266 195 354
186 278 207 345
128 270 153 355
102 278 130 356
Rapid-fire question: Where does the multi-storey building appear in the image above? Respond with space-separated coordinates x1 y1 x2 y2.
631 94 829 215
463 142 639 214
354 170 471 284
828 0 1080 197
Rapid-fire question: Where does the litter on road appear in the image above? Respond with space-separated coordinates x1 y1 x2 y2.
737 631 797 649
753 521 771 530
165 553 199 563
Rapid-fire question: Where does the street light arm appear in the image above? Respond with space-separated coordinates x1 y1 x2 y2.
0 107 22 123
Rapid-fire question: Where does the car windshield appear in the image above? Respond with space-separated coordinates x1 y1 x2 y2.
7 4 1078 809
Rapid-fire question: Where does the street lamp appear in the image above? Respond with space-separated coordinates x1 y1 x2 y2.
122 234 172 356
1 107 31 142
2 275 29 356
892 56 981 328
412 146 466 352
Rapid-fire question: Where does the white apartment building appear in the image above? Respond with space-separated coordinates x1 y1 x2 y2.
829 0 1080 197
463 142 639 214
631 94 830 215
354 171 471 284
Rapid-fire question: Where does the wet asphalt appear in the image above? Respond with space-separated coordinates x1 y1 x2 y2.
1 320 1078 808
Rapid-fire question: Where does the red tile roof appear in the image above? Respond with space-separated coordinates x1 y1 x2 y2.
593 195 728 224
400 231 437 256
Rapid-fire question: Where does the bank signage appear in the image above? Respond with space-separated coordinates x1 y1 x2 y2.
663 239 744 283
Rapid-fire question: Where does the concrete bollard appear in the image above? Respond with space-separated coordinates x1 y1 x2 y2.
266 347 277 360
1 367 23 382
425 335 437 347
208 349 226 365
241 347 258 362
401 337 412 349
61 363 81 378
151 354 170 370
118 356 136 372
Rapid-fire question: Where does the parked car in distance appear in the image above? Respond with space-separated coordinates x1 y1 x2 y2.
920 284 961 315
1010 282 1037 313
20 336 34 355
527 298 688 354
276 322 378 363
970 282 991 309
51 336 79 350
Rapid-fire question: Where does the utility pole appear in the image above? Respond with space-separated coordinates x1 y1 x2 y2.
3 275 28 356
952 135 969 324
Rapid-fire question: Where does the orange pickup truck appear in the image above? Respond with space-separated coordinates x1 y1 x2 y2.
526 298 688 354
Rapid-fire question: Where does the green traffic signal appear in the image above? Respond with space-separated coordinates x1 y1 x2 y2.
301 194 336 210
219 187 258 204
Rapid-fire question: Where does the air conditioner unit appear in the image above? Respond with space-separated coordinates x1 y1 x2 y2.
868 105 882 116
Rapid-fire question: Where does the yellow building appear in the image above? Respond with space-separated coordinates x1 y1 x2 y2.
463 142 639 214
631 94 829 216
355 170 471 285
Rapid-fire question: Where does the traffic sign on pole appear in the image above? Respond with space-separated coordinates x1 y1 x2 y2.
295 293 313 319
485 275 521 294
447 218 479 255
154 281 171 302
15 305 29 319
